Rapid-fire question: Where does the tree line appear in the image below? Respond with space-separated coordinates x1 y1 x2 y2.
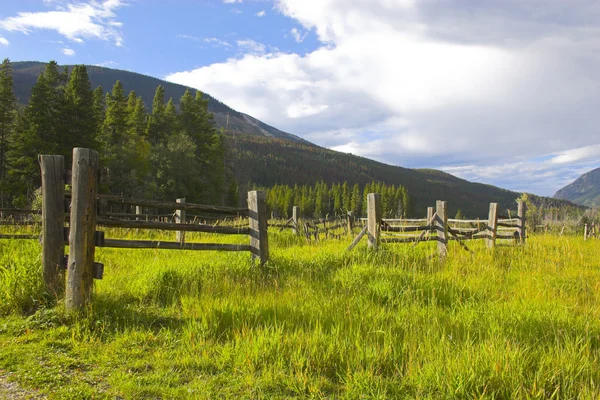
264 181 410 218
0 59 231 208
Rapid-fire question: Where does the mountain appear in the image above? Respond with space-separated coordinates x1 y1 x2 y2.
554 167 600 207
11 61 309 145
10 61 579 217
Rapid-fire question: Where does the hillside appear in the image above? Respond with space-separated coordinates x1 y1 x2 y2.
226 134 578 217
554 167 600 207
10 61 578 217
11 61 309 145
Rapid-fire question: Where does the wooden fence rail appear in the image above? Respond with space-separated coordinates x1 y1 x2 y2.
347 193 526 255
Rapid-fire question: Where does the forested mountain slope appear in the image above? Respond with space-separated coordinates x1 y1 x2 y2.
554 167 600 207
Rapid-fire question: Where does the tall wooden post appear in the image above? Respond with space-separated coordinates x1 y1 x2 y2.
248 190 269 265
66 148 98 312
176 198 185 244
486 202 498 249
292 206 299 235
39 155 66 296
584 224 588 241
517 200 526 244
427 206 434 235
367 193 381 250
136 205 142 221
347 211 354 235
435 201 448 256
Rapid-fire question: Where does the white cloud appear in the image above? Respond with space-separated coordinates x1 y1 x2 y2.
167 0 600 195
94 60 119 68
235 39 266 54
62 47 75 56
256 10 266 17
177 35 231 48
0 37 8 46
223 0 242 3
0 0 126 46
290 27 307 43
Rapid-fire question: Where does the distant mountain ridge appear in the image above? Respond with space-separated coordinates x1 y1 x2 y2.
10 61 580 217
554 167 600 207
12 61 309 145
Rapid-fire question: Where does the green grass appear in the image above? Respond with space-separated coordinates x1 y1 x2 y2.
0 230 599 398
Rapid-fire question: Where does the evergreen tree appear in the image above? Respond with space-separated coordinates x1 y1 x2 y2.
0 58 17 205
147 85 166 145
63 65 95 154
92 86 105 138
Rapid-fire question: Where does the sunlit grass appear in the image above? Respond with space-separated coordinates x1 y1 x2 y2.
0 231 599 398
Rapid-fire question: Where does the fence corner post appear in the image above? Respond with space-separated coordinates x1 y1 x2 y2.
435 200 448 256
176 198 185 245
367 193 381 250
38 154 66 297
66 148 98 312
248 190 269 265
517 200 526 244
292 206 299 235
486 202 498 249
347 210 354 235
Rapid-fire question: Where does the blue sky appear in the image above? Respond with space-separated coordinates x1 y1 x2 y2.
2 0 600 196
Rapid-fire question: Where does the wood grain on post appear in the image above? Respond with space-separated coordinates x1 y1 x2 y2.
486 202 498 249
367 193 381 250
517 200 526 244
248 190 269 265
292 206 299 235
176 198 185 244
66 148 98 312
38 155 66 296
427 207 434 236
435 201 448 257
347 211 354 235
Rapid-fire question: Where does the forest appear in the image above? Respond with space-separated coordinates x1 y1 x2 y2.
0 59 232 208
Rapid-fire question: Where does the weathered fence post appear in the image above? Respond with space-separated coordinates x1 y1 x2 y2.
517 200 526 244
292 206 299 235
584 223 588 241
427 206 434 235
347 211 354 235
486 202 498 249
39 155 66 296
435 201 448 256
136 205 142 221
66 148 98 312
176 198 185 244
248 190 269 265
367 193 381 250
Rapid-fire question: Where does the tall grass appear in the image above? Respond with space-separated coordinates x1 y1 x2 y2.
0 230 599 398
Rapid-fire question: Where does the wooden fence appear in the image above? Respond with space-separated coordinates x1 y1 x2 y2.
347 194 526 254
34 148 269 311
267 206 355 242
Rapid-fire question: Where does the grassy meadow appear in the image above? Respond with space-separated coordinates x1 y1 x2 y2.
0 227 599 399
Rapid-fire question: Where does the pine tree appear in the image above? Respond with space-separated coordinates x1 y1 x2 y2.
147 85 166 145
63 65 95 154
0 58 17 205
92 86 105 139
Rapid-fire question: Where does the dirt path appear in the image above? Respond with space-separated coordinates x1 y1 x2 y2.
0 371 46 399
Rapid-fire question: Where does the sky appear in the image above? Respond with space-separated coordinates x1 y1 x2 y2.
1 0 600 196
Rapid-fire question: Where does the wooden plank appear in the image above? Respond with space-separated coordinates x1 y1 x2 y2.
0 234 40 239
382 236 434 243
102 238 251 251
381 224 429 233
248 190 268 265
66 148 98 312
486 202 498 249
91 193 248 216
447 219 486 224
347 211 354 235
517 200 526 244
39 154 66 296
96 217 250 234
292 206 299 235
436 200 448 256
176 198 185 244
0 208 42 214
367 193 381 250
347 225 368 251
